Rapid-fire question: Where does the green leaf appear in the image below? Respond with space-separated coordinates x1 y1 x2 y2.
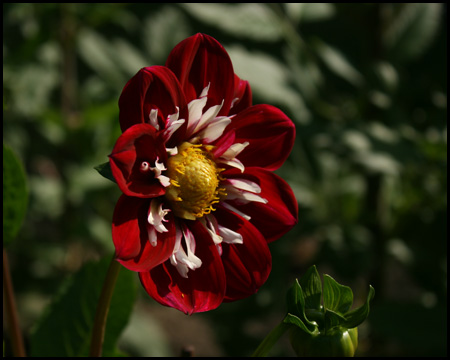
283 313 316 336
312 38 364 87
384 3 443 62
286 279 303 315
4 63 59 117
286 279 317 331
226 45 309 122
112 38 148 77
143 7 190 65
324 308 347 333
298 265 322 311
30 256 137 357
3 143 28 247
181 3 283 42
94 161 116 184
77 28 126 87
323 274 354 314
284 3 335 24
342 285 375 329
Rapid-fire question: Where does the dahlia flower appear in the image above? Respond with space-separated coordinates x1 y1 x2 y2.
109 33 298 314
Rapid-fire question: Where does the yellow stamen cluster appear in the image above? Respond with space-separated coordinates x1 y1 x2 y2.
165 142 226 220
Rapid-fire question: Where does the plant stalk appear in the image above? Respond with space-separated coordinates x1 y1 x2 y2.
3 249 26 357
89 255 121 357
251 320 291 357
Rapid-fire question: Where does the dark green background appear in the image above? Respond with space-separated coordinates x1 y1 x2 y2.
3 3 447 357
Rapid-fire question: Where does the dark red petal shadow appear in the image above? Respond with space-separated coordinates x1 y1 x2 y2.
109 123 169 198
224 104 296 171
225 167 298 243
229 74 252 116
214 207 272 302
139 220 226 315
112 195 176 272
118 66 188 145
165 33 235 117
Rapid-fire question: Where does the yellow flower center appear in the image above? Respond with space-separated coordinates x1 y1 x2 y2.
165 142 226 220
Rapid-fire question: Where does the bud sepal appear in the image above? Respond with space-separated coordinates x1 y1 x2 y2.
285 265 374 357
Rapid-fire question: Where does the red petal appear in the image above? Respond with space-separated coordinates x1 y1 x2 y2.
214 207 272 302
139 220 226 314
112 195 176 272
226 104 296 170
226 168 298 243
109 123 167 198
211 128 236 158
118 66 188 144
165 33 235 117
229 74 252 116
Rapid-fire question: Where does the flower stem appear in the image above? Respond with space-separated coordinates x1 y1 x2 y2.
89 255 121 357
3 249 26 357
251 320 290 357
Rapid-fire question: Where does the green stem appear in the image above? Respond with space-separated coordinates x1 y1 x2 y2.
89 255 121 357
251 320 291 357
3 249 26 357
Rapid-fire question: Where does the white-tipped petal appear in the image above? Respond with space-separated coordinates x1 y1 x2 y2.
230 97 239 109
225 179 268 205
150 158 171 187
219 225 243 245
192 100 224 134
218 157 245 173
173 261 189 278
166 146 178 156
164 118 185 142
149 109 159 130
199 83 210 98
196 116 232 143
228 179 262 193
157 175 171 188
216 141 249 172
225 190 267 204
147 225 158 247
167 106 179 122
163 106 185 142
202 215 223 245
150 158 166 177
220 142 249 160
147 199 170 233
187 96 208 134
170 225 202 278
171 224 183 255
221 202 251 221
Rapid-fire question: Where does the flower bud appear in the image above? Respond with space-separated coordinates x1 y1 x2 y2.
284 265 374 357
289 326 358 357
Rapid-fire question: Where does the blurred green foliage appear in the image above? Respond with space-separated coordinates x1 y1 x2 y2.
3 143 28 247
30 255 136 357
3 3 447 357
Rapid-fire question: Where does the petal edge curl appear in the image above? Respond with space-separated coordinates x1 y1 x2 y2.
112 195 176 272
223 104 296 171
109 123 167 198
139 219 226 314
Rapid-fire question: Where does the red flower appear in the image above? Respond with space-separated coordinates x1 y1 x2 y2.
109 33 298 314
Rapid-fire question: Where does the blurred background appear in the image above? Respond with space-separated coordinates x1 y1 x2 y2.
3 3 447 357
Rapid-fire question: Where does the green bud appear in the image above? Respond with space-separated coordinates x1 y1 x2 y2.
289 326 358 357
284 265 374 357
